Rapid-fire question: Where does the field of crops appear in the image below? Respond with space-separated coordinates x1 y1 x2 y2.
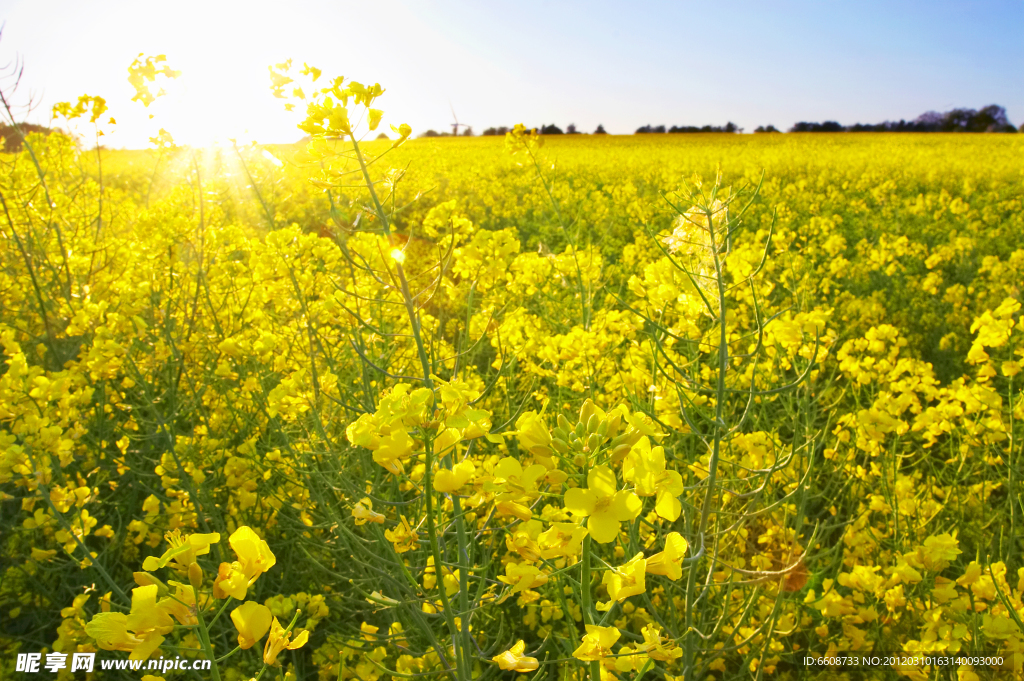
1 101 1023 681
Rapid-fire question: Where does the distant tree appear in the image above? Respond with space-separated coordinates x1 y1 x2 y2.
788 121 843 132
461 126 474 136
754 125 780 133
636 124 666 134
968 105 1015 132
0 123 59 153
593 124 607 134
908 111 941 131
540 124 563 135
840 106 1017 134
376 132 389 140
419 129 441 138
566 123 580 134
668 122 740 133
847 123 886 132
941 108 977 131
482 126 509 136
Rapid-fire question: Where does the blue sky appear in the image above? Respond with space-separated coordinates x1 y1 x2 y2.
0 0 1020 146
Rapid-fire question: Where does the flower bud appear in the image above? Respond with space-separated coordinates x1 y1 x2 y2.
189 562 204 590
586 414 599 435
611 443 632 462
133 571 169 596
557 414 572 433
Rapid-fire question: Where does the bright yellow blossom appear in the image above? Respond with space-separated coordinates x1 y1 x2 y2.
646 532 689 580
352 497 386 525
142 530 220 572
231 601 273 649
86 584 174 660
264 616 310 665
493 640 539 672
600 552 647 607
434 459 475 494
622 436 684 521
499 563 549 595
385 515 419 553
564 466 641 543
641 624 682 662
573 625 621 661
230 526 277 583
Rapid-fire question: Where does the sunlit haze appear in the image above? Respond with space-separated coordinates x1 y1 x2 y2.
0 0 1021 148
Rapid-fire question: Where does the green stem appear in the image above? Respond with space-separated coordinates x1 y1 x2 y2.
421 433 466 681
580 535 600 681
634 657 653 681
453 496 473 676
193 585 222 681
206 595 234 629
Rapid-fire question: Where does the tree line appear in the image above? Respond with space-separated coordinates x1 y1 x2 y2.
0 123 57 152
420 104 1018 138
774 105 1018 133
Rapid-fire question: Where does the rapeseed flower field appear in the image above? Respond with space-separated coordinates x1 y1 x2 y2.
1 69 1023 681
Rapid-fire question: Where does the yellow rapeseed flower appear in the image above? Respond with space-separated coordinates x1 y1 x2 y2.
622 436 684 521
142 530 221 572
385 515 419 553
264 616 310 666
573 625 620 661
645 532 689 580
498 563 549 595
352 497 386 525
600 552 647 607
229 526 277 584
641 623 682 662
86 584 174 660
231 601 273 649
434 459 475 494
493 640 539 672
564 465 641 543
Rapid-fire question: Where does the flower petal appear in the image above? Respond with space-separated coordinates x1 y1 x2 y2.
564 488 596 516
